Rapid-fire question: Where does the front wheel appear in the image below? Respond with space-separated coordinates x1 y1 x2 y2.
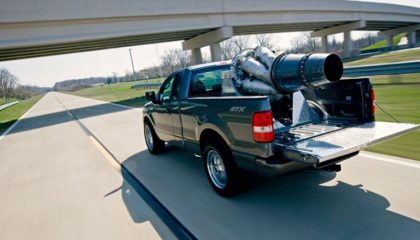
204 143 240 196
144 121 165 154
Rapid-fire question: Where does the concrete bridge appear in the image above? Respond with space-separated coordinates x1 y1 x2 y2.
1 0 420 63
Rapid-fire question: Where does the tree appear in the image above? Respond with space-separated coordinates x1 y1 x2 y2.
255 34 274 49
0 68 17 100
290 32 320 53
160 49 191 75
220 35 252 60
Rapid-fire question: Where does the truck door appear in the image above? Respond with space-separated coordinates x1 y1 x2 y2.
153 74 176 141
170 72 184 146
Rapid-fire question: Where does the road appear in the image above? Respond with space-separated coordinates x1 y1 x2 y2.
1 92 419 240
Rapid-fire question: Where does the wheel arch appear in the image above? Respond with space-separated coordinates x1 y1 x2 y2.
199 129 231 156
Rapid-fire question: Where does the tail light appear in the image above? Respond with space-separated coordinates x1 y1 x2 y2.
371 88 376 113
252 111 274 143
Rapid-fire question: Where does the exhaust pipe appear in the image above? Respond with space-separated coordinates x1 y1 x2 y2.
271 53 343 93
232 47 343 95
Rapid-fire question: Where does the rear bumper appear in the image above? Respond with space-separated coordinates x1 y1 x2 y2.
256 157 309 177
256 151 359 177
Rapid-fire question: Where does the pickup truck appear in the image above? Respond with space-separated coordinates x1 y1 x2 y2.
143 61 417 196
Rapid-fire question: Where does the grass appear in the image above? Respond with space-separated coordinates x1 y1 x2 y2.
361 33 406 51
366 81 420 160
344 47 420 66
342 48 420 160
0 94 44 135
0 98 18 105
67 78 164 107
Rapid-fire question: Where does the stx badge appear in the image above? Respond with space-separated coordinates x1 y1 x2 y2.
230 106 246 112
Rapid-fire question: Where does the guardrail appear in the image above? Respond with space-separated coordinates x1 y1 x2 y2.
0 100 19 111
343 60 420 77
131 83 162 90
359 44 420 54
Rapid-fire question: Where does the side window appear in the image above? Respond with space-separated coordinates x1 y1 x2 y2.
158 73 182 103
158 75 175 102
172 74 181 101
189 67 227 97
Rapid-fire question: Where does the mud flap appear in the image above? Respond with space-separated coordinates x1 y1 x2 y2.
279 121 418 164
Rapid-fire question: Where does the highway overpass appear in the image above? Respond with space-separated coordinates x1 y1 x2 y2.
1 0 420 63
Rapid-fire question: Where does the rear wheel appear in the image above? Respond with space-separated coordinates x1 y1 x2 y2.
204 142 240 196
144 121 165 154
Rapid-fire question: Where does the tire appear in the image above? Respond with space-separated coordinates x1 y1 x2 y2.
144 120 165 154
203 142 240 196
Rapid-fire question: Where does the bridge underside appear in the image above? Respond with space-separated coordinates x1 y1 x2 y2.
0 29 210 61
1 0 420 62
0 20 418 62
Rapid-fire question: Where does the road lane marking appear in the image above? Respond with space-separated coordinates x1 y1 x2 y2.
88 135 121 171
59 100 122 172
360 152 420 169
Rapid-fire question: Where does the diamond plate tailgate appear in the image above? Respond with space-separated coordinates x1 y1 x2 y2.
281 121 418 164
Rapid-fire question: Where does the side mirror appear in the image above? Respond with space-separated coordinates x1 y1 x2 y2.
145 91 158 104
146 91 156 103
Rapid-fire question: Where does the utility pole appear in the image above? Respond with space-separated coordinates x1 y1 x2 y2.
128 48 136 81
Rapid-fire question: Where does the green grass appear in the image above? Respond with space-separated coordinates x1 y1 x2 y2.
344 47 420 67
67 78 164 107
0 98 18 105
361 33 406 51
343 47 420 160
366 83 420 160
0 94 44 135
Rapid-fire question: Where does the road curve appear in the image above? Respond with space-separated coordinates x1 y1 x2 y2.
1 92 419 240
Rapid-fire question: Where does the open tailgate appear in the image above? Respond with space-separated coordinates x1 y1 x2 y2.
277 121 418 164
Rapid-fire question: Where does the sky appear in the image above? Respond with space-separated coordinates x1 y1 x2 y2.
1 0 420 87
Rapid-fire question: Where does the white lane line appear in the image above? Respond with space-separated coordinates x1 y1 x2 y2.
0 95 46 142
359 152 420 169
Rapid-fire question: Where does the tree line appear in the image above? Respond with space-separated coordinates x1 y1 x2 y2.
0 68 50 101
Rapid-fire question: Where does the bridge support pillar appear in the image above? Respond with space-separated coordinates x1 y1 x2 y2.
191 48 203 65
210 42 222 61
384 34 393 48
343 31 353 58
408 31 417 46
320 35 328 53
183 27 233 64
379 24 420 48
311 21 365 57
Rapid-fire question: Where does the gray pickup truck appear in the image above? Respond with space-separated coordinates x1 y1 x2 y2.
143 57 417 196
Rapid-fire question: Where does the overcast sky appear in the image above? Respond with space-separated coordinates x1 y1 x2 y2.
1 0 420 87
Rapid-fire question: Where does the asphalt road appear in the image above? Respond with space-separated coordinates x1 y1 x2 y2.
1 92 419 240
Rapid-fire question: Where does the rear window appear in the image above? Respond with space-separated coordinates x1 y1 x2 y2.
189 66 230 97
